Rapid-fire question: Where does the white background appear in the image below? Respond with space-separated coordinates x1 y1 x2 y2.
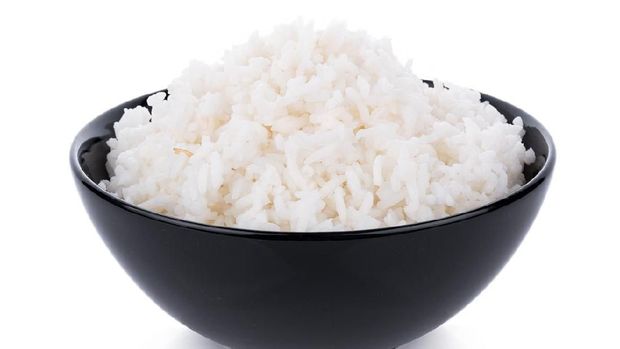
1 1 619 348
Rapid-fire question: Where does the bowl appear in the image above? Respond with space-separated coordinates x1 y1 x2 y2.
70 87 555 349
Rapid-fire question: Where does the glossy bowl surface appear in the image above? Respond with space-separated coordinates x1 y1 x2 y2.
71 88 555 349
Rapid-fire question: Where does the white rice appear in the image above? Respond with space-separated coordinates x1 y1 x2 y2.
100 22 535 232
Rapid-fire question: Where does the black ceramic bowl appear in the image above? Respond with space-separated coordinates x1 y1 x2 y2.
71 88 555 349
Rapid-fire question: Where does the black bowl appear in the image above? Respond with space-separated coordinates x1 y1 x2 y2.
70 88 555 349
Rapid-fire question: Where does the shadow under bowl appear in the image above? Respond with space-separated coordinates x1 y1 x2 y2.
70 88 555 349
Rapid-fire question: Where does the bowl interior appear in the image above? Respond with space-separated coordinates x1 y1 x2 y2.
483 93 550 182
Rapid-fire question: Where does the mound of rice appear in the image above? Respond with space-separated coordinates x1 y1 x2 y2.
100 22 535 232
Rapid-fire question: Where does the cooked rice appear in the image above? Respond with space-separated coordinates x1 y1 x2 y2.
100 22 535 232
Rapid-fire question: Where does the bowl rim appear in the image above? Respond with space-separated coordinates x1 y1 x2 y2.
70 89 556 240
